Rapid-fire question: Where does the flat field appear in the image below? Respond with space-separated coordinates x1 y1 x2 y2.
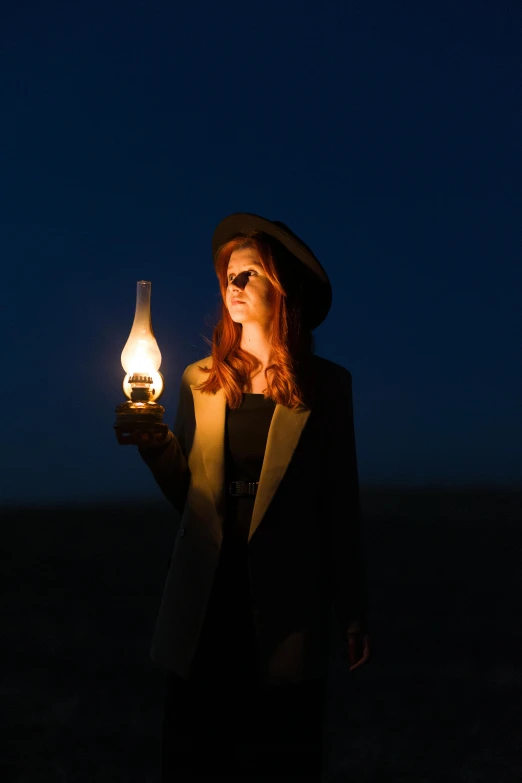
1 488 521 782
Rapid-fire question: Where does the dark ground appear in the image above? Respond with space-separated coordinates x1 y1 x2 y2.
1 488 521 782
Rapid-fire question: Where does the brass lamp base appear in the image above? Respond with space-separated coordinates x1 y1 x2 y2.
114 400 168 445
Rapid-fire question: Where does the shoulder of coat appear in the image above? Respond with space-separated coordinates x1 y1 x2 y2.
311 354 352 384
180 353 352 389
182 354 213 386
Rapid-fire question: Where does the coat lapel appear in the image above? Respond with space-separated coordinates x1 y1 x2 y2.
249 403 311 541
191 384 311 542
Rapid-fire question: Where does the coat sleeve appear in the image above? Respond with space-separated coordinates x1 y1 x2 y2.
137 367 192 517
326 367 370 639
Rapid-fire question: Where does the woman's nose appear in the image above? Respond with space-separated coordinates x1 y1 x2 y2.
230 271 249 291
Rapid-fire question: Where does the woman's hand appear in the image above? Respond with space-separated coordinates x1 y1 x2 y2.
345 632 371 671
114 425 171 447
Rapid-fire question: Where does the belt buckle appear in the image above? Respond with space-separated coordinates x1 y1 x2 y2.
230 481 255 497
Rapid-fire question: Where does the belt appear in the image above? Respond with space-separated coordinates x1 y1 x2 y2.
229 480 259 497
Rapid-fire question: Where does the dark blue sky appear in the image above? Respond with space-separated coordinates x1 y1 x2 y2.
1 0 520 506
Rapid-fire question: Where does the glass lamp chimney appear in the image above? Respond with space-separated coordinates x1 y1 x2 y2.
121 280 164 401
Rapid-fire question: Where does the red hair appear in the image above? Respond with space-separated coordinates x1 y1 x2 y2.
196 233 315 410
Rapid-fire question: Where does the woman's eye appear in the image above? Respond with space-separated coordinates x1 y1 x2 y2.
228 270 256 281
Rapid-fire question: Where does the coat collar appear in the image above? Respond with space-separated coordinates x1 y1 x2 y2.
191 384 312 542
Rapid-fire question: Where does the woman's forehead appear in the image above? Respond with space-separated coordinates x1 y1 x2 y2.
227 247 262 270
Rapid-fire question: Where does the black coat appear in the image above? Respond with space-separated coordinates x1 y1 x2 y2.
139 353 369 684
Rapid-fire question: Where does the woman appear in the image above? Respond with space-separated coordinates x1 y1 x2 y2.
125 212 370 780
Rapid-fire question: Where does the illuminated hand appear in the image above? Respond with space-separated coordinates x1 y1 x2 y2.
114 425 171 447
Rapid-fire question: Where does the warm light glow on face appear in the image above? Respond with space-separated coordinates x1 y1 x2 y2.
225 248 276 326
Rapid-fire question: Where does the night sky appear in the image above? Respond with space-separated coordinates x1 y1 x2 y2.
2 0 520 506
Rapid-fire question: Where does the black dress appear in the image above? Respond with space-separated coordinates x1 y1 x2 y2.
161 393 326 781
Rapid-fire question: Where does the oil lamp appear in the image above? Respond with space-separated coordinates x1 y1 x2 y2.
114 280 169 445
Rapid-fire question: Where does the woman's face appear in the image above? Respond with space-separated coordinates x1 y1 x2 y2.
225 248 276 328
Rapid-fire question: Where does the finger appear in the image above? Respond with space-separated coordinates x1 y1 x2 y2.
349 651 370 672
348 635 363 662
347 636 370 671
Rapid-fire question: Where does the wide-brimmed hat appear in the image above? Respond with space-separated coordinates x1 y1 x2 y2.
212 212 332 330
